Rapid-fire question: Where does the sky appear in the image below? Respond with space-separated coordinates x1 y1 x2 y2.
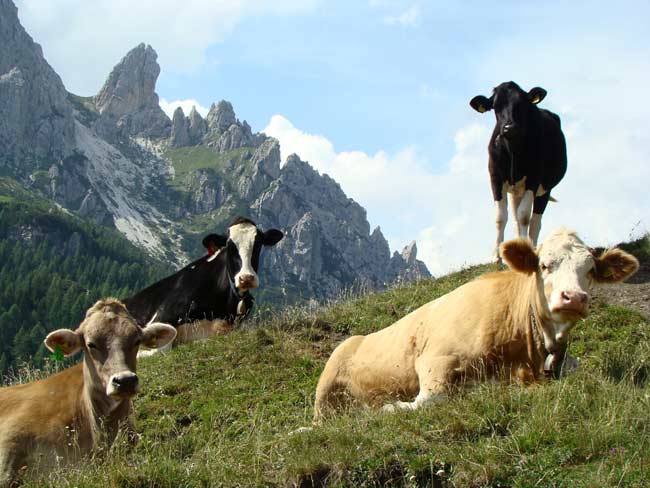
14 0 650 275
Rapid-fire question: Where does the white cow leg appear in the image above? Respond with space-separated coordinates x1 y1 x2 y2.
493 198 508 262
516 190 535 241
529 212 542 246
508 192 523 237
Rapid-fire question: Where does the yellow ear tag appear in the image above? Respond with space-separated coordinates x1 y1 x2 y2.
603 267 614 278
478 104 487 113
531 95 541 104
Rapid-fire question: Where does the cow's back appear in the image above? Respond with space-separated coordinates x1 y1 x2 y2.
349 272 522 375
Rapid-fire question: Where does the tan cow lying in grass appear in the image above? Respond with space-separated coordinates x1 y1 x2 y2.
313 229 638 419
0 299 176 485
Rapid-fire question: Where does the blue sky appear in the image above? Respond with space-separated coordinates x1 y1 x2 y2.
14 0 650 274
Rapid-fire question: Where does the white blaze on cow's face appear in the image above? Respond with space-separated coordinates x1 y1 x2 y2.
538 230 595 324
536 229 639 339
44 299 176 400
228 222 261 291
502 229 639 342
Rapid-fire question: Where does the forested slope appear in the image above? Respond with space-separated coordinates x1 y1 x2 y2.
0 178 171 374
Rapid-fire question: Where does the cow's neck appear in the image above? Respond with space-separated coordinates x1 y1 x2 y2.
80 355 129 446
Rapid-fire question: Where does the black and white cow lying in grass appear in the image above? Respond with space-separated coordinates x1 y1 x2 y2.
123 217 283 353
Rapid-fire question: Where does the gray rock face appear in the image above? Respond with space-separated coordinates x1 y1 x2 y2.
0 0 75 171
94 43 170 139
169 107 191 148
206 100 236 132
249 152 431 298
202 100 254 152
0 5 431 302
188 107 207 144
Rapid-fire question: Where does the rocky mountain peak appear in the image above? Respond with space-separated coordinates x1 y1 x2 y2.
0 0 75 169
206 100 236 132
401 241 418 265
94 43 170 139
169 106 190 148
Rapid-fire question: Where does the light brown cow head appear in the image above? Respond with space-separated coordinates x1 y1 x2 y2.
501 229 639 340
44 298 176 400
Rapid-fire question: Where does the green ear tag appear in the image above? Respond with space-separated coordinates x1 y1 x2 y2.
52 344 64 362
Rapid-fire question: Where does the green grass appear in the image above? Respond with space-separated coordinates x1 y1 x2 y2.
21 264 650 487
164 146 252 182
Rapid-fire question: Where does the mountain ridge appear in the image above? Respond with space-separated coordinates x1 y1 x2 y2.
0 0 430 302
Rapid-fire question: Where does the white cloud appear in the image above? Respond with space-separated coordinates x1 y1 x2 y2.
264 114 495 275
382 5 420 27
14 0 318 95
159 98 209 119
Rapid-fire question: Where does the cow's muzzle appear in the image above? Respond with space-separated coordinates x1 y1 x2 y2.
552 290 589 316
107 372 140 398
501 123 520 140
236 274 258 291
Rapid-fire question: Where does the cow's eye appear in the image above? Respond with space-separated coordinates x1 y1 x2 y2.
87 342 98 350
541 263 549 271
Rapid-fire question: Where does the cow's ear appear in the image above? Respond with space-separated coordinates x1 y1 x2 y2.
528 87 547 104
142 323 177 349
261 229 284 247
202 233 227 250
470 95 492 113
500 238 539 274
44 329 83 356
593 248 639 283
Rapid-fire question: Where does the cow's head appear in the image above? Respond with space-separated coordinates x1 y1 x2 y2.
44 299 176 400
202 217 284 293
470 81 547 142
501 229 639 338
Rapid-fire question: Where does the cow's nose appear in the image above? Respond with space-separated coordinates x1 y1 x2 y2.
237 274 257 289
502 124 517 138
112 373 139 391
560 291 589 311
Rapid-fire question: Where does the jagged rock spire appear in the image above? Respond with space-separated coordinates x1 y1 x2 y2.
94 43 170 139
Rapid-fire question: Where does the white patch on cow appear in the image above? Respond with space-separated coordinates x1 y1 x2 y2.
515 190 534 239
229 223 259 290
493 198 508 262
538 229 595 320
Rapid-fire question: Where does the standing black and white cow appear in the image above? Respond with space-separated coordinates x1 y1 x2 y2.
470 81 567 261
123 217 283 348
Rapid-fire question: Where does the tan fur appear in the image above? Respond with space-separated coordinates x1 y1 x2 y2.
175 319 233 344
314 231 638 420
0 299 175 485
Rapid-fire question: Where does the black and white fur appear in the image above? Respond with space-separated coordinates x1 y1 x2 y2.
123 217 283 336
470 81 567 261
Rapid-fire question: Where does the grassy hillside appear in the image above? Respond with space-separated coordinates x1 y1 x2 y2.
20 261 650 487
